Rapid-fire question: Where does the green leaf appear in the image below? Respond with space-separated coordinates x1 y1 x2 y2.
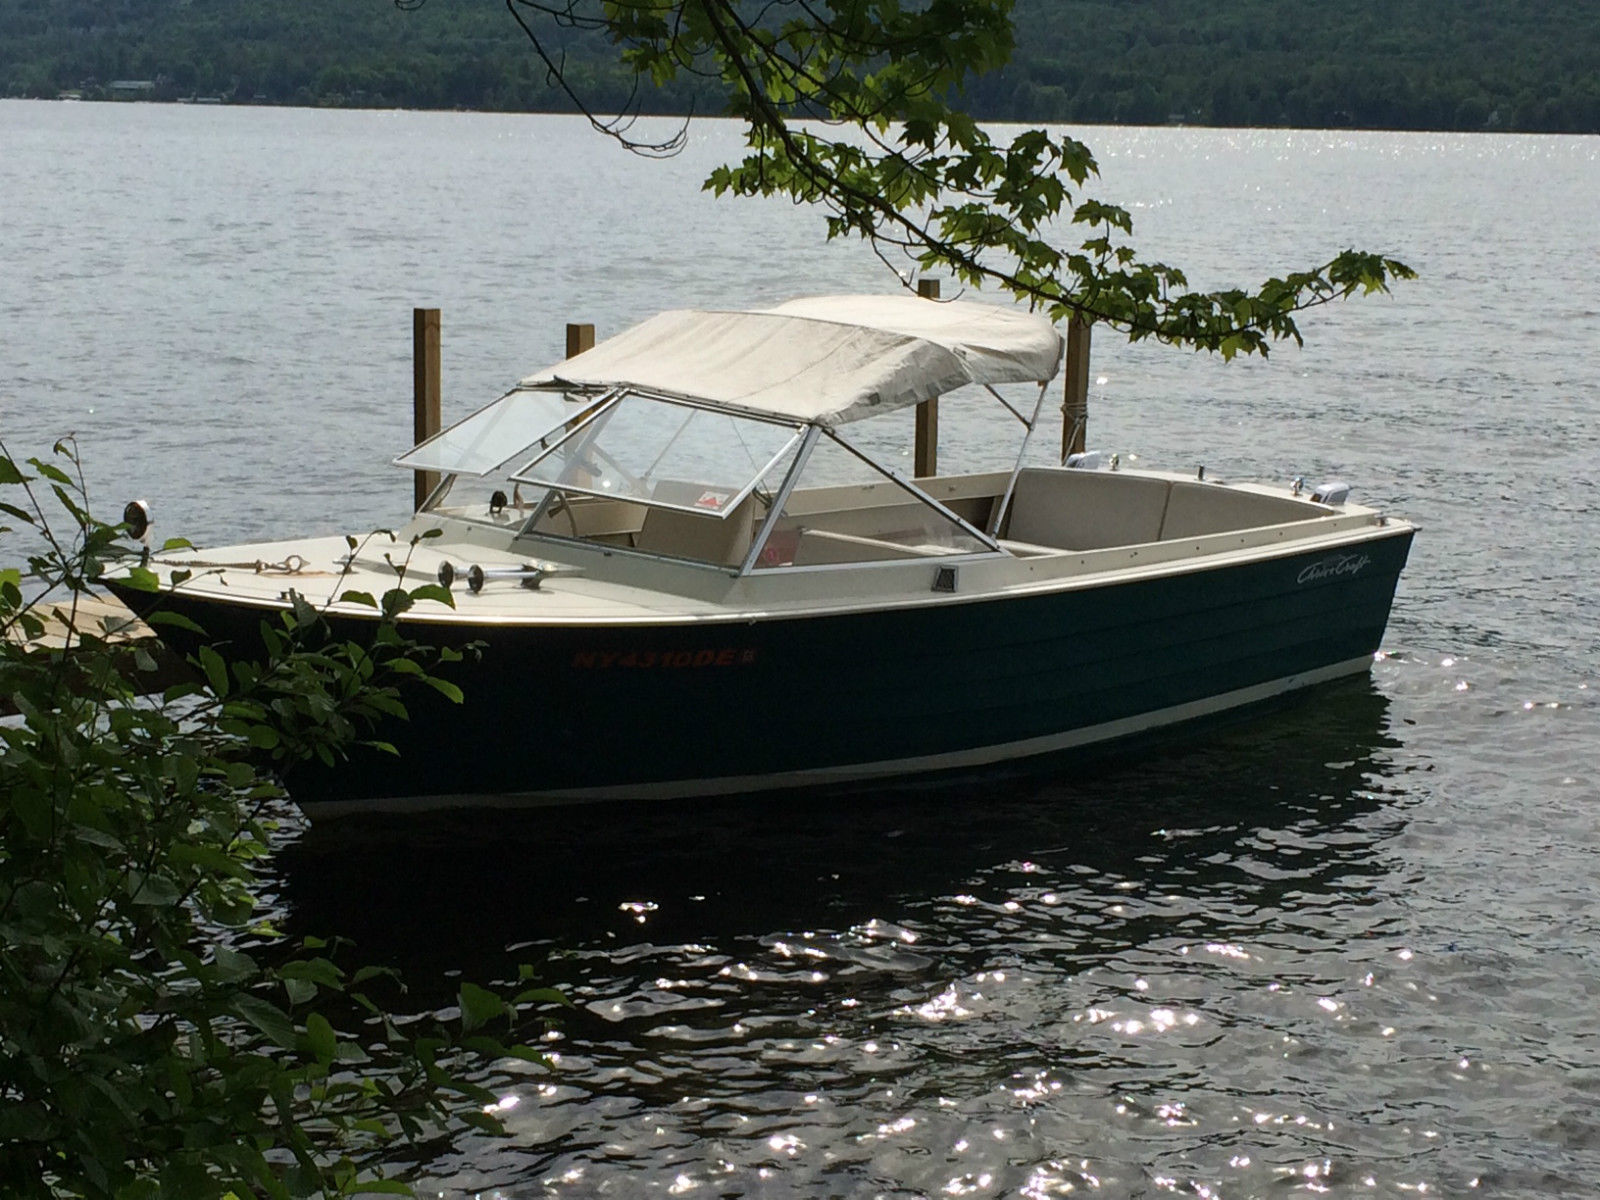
128 871 182 906
149 609 208 636
304 1013 338 1063
172 842 250 879
70 823 125 851
231 995 298 1050
422 676 464 704
197 644 229 697
406 583 455 609
458 982 505 1032
284 977 316 1007
288 591 320 630
281 958 345 988
121 565 161 592
213 946 258 983
246 724 281 750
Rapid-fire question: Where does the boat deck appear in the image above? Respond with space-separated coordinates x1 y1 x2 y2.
131 470 1407 629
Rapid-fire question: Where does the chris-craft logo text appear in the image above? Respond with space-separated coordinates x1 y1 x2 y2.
1297 553 1373 585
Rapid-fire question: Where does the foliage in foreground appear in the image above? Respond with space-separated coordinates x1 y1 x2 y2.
0 440 560 1198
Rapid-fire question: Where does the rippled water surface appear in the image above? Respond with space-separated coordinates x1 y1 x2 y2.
4 104 1599 1197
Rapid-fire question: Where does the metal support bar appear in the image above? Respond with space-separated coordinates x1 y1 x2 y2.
829 429 1001 553
990 382 1051 538
738 424 822 576
914 278 940 477
985 383 1033 428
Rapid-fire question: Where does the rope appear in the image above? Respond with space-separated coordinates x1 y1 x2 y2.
153 554 311 575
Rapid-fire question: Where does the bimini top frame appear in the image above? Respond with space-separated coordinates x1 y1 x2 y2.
393 294 1066 574
396 293 1062 479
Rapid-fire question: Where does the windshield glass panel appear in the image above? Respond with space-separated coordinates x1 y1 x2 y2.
510 393 802 516
395 388 590 477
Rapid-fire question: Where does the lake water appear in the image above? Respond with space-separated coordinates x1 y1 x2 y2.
4 101 1600 1197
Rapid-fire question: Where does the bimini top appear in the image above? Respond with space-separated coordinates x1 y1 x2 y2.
517 294 1064 425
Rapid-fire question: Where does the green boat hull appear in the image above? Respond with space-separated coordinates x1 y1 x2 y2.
115 526 1413 812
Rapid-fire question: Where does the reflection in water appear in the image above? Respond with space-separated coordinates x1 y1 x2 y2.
278 680 1405 983
272 681 1494 1197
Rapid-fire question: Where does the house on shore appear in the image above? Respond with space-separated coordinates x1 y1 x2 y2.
108 80 156 100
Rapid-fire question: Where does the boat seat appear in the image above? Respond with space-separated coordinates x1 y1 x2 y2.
790 527 948 565
1006 467 1172 550
1157 481 1321 539
634 481 756 567
529 493 647 539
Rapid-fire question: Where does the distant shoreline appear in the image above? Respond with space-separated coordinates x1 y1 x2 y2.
15 95 1600 140
12 94 1597 139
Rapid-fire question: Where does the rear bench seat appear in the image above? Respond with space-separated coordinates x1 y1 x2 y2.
1004 468 1172 550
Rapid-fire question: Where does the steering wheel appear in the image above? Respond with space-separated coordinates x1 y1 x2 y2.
544 491 581 537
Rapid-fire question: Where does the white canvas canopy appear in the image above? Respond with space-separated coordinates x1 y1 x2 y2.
517 294 1064 425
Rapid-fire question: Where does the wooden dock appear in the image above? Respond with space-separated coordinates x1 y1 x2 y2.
5 593 153 651
5 593 190 697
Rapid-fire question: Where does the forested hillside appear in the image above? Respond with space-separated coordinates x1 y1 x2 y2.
2 0 1595 133
991 0 1599 132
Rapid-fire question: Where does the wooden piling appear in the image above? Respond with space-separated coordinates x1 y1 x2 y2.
412 307 442 511
566 323 596 358
1061 317 1090 460
563 323 596 442
914 278 940 478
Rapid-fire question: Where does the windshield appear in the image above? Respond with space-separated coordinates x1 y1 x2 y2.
394 387 601 478
508 391 803 517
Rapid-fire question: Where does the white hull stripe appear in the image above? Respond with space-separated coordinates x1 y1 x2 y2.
300 656 1374 817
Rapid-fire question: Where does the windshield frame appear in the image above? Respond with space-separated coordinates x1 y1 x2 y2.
505 388 806 519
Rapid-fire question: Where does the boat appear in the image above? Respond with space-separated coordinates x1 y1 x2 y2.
106 294 1415 815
